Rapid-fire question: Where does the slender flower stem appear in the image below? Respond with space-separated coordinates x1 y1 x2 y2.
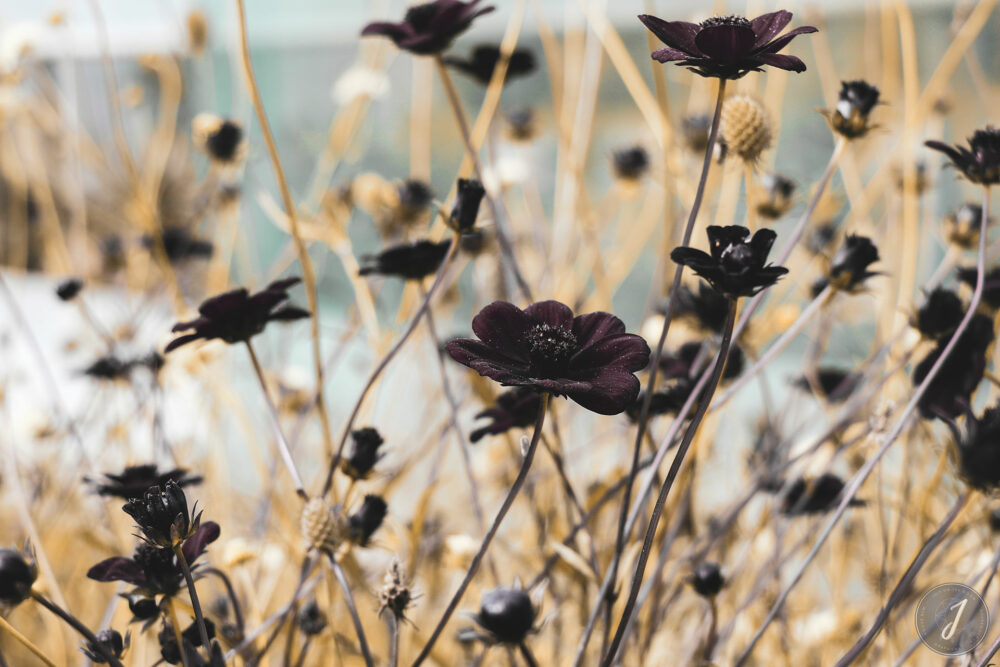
518 642 540 667
166 597 192 667
836 490 970 665
385 613 399 667
246 341 307 499
174 545 212 652
321 234 460 496
434 55 532 301
30 592 126 667
203 567 245 635
602 298 737 666
0 615 57 667
735 186 993 665
976 632 1000 667
330 558 375 667
413 394 551 666
233 0 335 466
597 75 727 663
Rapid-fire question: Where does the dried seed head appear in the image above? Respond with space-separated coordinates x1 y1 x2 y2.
378 559 413 620
300 498 342 554
720 95 771 163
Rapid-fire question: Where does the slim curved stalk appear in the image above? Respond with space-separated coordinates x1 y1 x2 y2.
0 615 57 667
518 642 539 667
385 613 399 667
203 567 245 635
735 186 993 666
330 558 375 667
321 235 460 496
836 491 969 665
31 593 125 667
246 341 307 499
602 299 737 666
174 545 212 651
413 394 551 666
595 75 727 664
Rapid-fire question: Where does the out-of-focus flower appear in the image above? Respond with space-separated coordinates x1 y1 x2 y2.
670 225 787 298
671 283 730 332
471 586 537 644
90 465 202 500
332 65 390 106
822 80 880 139
505 108 537 142
959 266 1000 310
446 300 650 415
83 356 133 382
81 629 129 664
361 0 495 56
688 562 724 598
926 126 1000 185
915 288 965 340
0 547 37 607
470 387 543 443
192 114 247 165
359 240 452 280
612 145 650 182
721 95 771 162
957 404 1000 490
165 278 309 352
817 235 881 293
142 228 213 262
341 428 385 480
123 481 200 548
379 559 414 620
944 203 989 249
56 277 83 301
298 600 328 636
913 314 994 420
755 172 795 219
659 341 744 382
449 178 486 233
443 45 536 85
793 368 861 403
781 473 865 514
682 113 713 153
347 495 388 547
638 11 817 79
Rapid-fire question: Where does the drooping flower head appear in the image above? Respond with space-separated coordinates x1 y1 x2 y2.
823 80 881 139
638 11 817 80
926 126 1000 185
443 45 536 85
822 234 881 292
165 278 309 352
359 239 452 280
0 547 37 607
670 225 788 298
470 387 543 443
361 0 495 55
123 481 201 548
471 587 537 645
446 301 651 415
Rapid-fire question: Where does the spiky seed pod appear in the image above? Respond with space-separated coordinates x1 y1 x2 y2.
379 559 414 620
720 95 771 163
300 498 342 554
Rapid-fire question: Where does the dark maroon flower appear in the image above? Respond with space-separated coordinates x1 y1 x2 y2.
0 547 37 606
166 278 309 352
793 368 861 403
959 265 1000 310
449 179 486 233
926 126 1000 185
82 629 127 664
638 11 817 80
361 0 495 56
123 481 201 548
960 405 1000 490
821 234 881 292
90 465 202 500
341 428 385 480
443 45 536 85
470 387 543 443
823 80 880 139
87 522 220 597
915 288 965 340
56 277 83 301
689 562 724 598
781 474 865 515
359 239 452 280
446 301 651 415
347 495 388 547
670 225 787 298
142 228 213 263
913 314 995 420
671 283 730 332
472 587 537 645
612 145 650 181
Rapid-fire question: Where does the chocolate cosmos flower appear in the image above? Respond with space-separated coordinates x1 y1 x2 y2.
959 266 1000 310
915 288 965 340
638 11 817 80
446 300 651 415
781 474 865 515
361 0 495 55
123 481 201 548
958 404 1000 490
672 283 730 332
926 126 1000 185
470 387 543 443
166 278 309 352
793 368 861 403
443 45 536 85
823 80 880 139
822 234 881 292
91 465 202 500
359 240 452 280
449 179 486 233
670 225 787 298
913 314 994 420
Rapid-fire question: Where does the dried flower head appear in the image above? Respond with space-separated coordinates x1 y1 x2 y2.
755 172 796 219
192 114 246 165
721 95 772 162
348 495 388 547
926 126 1000 185
0 546 37 607
670 225 788 298
379 559 414 620
359 239 452 280
300 498 342 554
472 586 537 644
638 11 817 79
689 562 724 598
341 427 385 479
443 45 536 85
361 0 495 56
823 80 881 139
944 203 988 250
166 278 309 352
446 300 650 415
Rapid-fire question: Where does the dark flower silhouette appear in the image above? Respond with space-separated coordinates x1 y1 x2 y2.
821 234 881 292
660 341 744 382
625 385 692 422
823 80 880 139
87 522 220 597
347 495 388 547
83 355 133 382
756 172 795 219
443 45 536 85
0 547 37 606
807 222 838 255
781 473 865 514
341 428 385 480
470 387 543 443
449 178 486 233
957 404 1000 490
142 228 213 262
689 562 724 598
82 629 127 664
165 278 309 352
123 481 200 548
638 11 817 79
158 620 221 666
944 203 988 249
793 368 861 403
926 126 1000 185
397 179 435 224
915 288 965 340
124 595 160 624
206 120 243 162
671 283 730 332
91 465 202 500
446 300 651 415
612 146 650 181
959 266 1000 310
56 277 83 301
359 239 452 280
361 0 495 55
298 600 328 636
914 313 994 420
670 225 787 298
471 587 537 645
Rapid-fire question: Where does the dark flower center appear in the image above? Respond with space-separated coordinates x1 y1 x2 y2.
525 324 578 373
404 3 439 31
719 242 754 273
700 15 751 29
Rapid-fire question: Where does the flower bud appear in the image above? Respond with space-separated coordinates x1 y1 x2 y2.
0 548 37 607
689 562 724 598
473 587 536 644
824 80 880 139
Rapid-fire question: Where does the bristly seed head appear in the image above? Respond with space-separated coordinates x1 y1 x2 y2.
524 324 577 370
700 15 751 29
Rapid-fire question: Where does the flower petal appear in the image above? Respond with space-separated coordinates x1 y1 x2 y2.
182 521 221 562
694 24 756 63
925 140 963 163
87 557 147 585
570 333 650 374
637 15 700 54
750 10 792 48
651 47 692 63
446 339 530 383
749 228 778 266
669 247 714 270
707 225 751 260
470 301 532 361
361 21 410 40
757 25 818 55
565 367 641 415
268 306 311 321
524 300 575 329
572 312 626 349
165 333 202 353
197 289 247 318
755 52 807 73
